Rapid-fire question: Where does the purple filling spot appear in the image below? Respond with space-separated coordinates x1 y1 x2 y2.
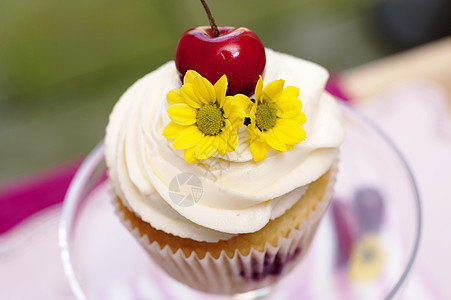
270 253 284 275
240 247 302 282
238 257 246 277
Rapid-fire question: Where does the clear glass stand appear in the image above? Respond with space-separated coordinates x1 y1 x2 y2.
59 103 421 300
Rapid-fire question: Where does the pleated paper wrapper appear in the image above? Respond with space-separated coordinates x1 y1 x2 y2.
115 163 338 295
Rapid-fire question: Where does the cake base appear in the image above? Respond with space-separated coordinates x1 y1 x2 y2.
114 167 336 295
116 169 331 259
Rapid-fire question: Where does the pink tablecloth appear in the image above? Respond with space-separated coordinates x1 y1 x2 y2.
0 160 80 234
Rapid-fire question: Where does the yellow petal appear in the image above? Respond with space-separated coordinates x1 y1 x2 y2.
219 120 234 155
229 105 246 130
180 84 202 108
254 75 263 103
216 132 227 156
248 105 257 125
276 97 303 118
223 96 246 130
261 129 288 152
293 111 307 125
226 130 239 152
247 123 261 139
162 121 186 141
273 119 306 145
193 76 216 104
214 75 228 108
232 94 254 116
167 103 197 125
282 86 300 98
250 139 270 162
262 79 284 102
195 135 217 160
184 147 197 163
223 96 232 116
218 120 238 152
184 70 201 85
167 89 183 105
172 126 204 149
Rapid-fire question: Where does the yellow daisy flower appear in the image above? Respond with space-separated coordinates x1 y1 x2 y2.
247 76 307 162
163 70 248 163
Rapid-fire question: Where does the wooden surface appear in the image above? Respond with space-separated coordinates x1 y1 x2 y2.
341 36 451 100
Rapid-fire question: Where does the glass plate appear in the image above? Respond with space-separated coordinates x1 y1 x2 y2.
59 103 421 300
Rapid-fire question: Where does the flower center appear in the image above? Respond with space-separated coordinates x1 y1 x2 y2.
196 103 225 135
255 101 277 131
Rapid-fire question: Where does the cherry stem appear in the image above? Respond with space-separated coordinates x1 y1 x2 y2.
200 0 219 37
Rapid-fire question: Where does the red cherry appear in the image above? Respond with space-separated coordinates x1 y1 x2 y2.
175 26 266 96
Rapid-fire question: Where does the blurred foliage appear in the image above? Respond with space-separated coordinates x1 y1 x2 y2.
0 0 386 183
0 0 380 106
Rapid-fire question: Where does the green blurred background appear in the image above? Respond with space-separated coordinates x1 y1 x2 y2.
0 0 426 183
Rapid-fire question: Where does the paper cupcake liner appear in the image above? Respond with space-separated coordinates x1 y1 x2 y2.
115 162 338 295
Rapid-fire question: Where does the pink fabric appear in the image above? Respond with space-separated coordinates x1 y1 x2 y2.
0 160 81 234
326 74 350 101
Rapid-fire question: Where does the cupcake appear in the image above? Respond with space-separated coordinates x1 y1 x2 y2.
105 17 344 295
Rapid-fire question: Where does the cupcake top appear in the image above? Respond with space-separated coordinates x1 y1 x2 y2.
105 48 344 242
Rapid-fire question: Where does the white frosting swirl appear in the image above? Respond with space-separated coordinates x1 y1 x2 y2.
105 49 344 242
